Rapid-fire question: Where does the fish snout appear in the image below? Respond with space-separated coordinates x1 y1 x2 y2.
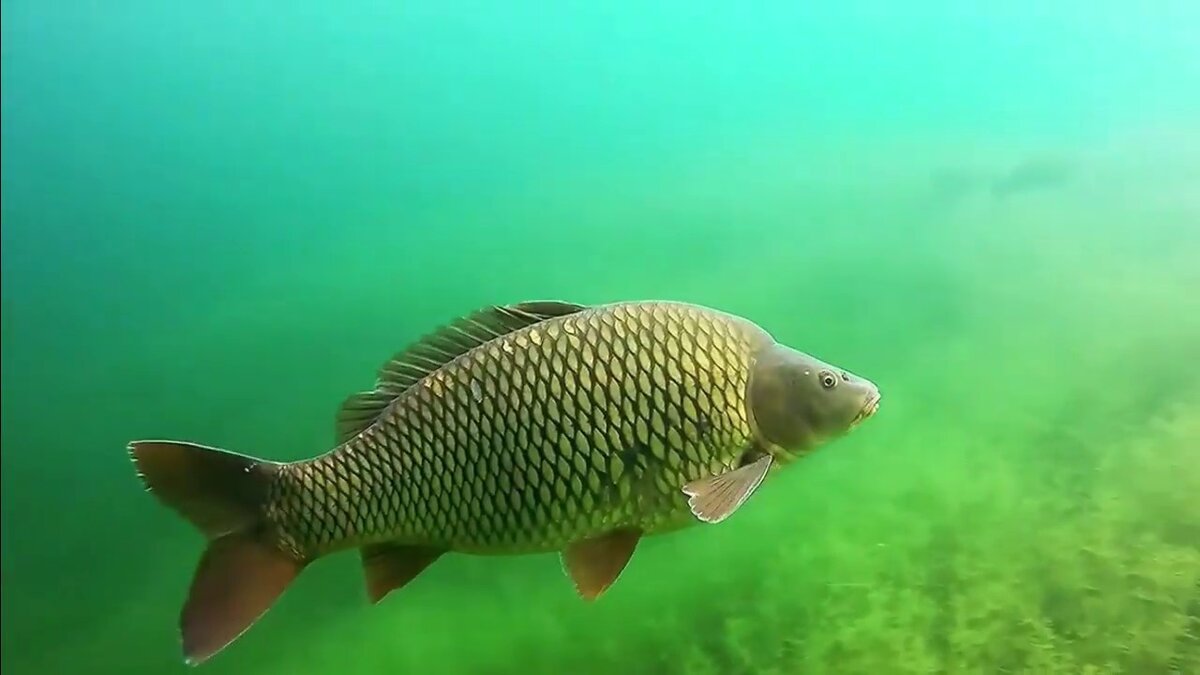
849 387 881 429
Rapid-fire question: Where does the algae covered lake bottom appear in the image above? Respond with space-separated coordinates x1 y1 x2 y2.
2 3 1199 674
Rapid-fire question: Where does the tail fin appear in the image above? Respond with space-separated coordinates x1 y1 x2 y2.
129 440 306 666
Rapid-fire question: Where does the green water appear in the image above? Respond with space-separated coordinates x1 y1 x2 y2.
3 2 1199 673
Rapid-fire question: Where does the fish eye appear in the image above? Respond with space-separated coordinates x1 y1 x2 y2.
819 371 838 389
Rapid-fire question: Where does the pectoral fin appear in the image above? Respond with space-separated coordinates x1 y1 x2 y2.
360 543 445 604
561 528 642 601
681 454 773 524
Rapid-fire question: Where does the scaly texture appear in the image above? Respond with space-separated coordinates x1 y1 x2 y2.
265 301 774 558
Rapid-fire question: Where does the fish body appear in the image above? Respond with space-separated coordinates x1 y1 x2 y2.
272 300 770 559
129 299 881 665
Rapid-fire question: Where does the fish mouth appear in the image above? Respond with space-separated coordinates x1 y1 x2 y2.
849 391 881 429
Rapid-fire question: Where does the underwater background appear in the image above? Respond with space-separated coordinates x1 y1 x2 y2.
3 2 1199 673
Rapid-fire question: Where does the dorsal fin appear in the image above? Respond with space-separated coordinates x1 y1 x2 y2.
335 300 588 444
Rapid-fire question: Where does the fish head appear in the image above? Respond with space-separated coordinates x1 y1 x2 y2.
746 343 880 460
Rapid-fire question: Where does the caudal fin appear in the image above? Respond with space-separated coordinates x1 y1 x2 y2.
129 440 305 666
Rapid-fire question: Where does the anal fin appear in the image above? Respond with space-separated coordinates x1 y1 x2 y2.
681 454 773 524
360 543 445 604
561 528 642 601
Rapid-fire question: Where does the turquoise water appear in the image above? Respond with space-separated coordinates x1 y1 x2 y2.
3 2 1199 673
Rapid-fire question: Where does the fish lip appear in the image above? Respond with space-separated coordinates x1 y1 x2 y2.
850 391 881 428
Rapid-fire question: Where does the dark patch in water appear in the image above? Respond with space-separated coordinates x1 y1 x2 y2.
990 158 1074 198
929 167 985 203
926 158 1075 203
